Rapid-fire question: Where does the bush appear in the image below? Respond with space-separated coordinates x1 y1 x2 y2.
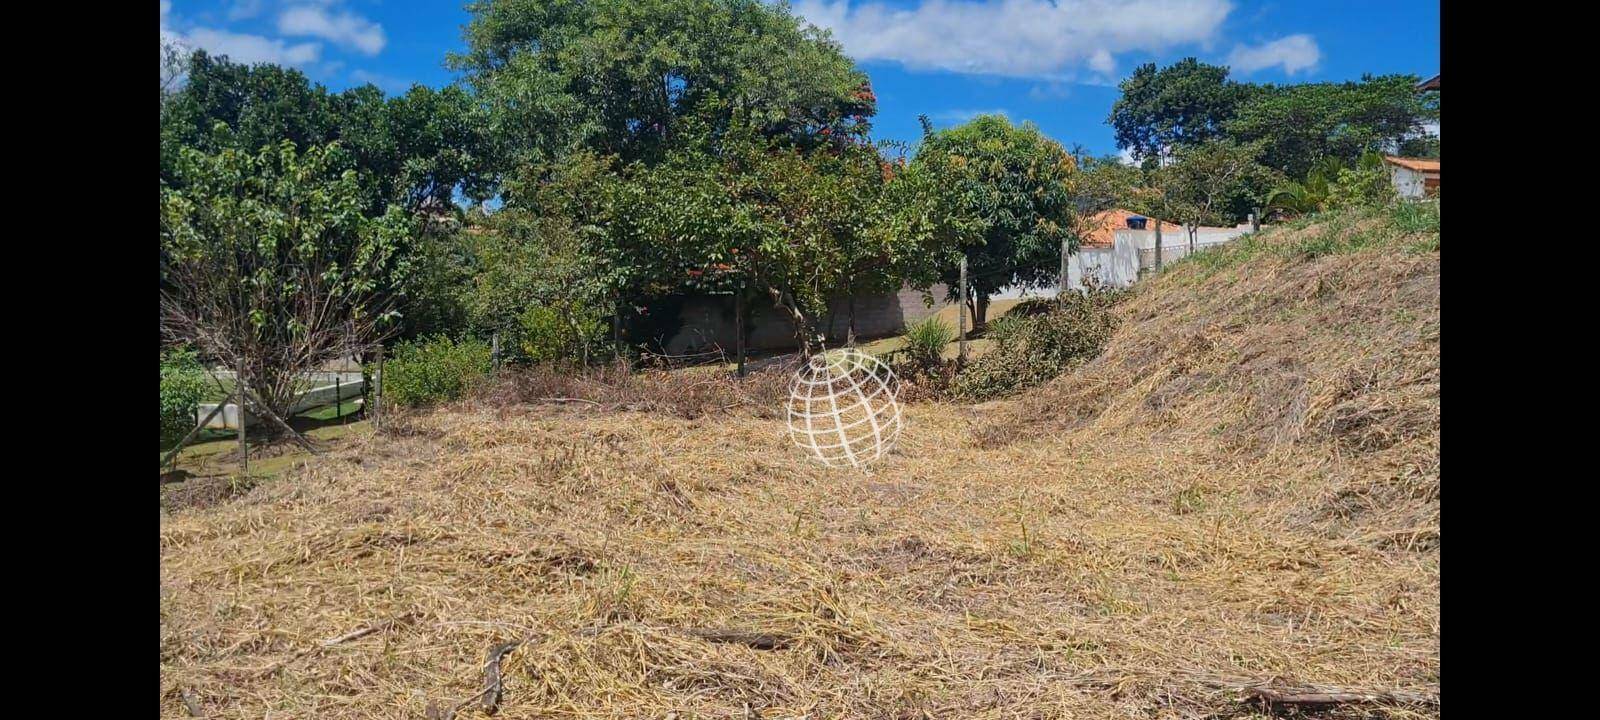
951 289 1121 401
383 336 493 408
1327 164 1396 210
901 316 954 370
161 348 209 448
517 304 607 365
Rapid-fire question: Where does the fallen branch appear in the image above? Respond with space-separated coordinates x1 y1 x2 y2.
483 640 520 713
427 639 525 720
1243 684 1439 706
1183 673 1438 707
682 628 791 650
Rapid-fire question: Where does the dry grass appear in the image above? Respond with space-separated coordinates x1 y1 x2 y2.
159 207 1438 719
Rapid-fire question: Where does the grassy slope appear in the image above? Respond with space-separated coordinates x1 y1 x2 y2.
159 203 1439 719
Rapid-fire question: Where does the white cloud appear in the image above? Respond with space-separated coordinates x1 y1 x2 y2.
162 0 323 68
1226 34 1319 75
277 5 386 55
1027 82 1072 100
351 69 411 92
933 108 1010 122
184 26 323 65
794 0 1232 79
227 0 265 21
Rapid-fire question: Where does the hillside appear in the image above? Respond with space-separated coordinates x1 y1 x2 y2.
159 203 1439 719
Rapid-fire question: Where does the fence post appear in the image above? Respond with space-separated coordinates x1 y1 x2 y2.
1154 219 1163 272
374 345 385 430
735 290 746 378
236 355 248 477
957 254 968 366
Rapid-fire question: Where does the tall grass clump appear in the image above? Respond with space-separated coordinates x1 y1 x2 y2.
383 336 493 408
902 316 954 369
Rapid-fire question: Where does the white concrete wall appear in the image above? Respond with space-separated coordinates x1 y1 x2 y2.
1000 224 1252 298
1390 166 1431 199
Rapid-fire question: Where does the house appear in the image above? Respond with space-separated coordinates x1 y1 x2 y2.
1416 74 1439 92
1383 156 1439 199
998 209 1250 296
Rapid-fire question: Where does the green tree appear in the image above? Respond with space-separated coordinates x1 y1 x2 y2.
596 124 928 353
162 50 496 213
160 141 415 422
911 114 1077 328
1108 58 1258 164
1228 74 1433 178
453 0 875 166
1150 140 1279 252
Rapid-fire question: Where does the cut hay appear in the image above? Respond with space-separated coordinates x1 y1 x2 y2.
160 205 1438 719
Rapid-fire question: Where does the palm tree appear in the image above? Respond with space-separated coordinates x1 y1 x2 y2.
1265 151 1389 219
1265 156 1341 216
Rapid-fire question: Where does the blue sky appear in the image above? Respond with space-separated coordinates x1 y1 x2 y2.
160 0 1439 157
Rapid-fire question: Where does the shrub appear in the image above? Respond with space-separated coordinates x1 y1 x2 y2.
517 304 607 365
901 316 954 370
1327 164 1396 210
161 348 209 448
383 336 493 408
951 289 1121 401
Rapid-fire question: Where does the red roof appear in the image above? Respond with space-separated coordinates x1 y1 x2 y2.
1384 156 1439 173
1079 209 1230 248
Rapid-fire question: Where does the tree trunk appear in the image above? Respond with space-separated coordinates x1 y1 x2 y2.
767 286 815 357
973 295 990 330
846 290 857 346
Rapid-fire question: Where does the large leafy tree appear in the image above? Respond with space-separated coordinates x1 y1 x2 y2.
161 51 497 340
1148 140 1279 251
1108 58 1258 165
453 0 875 167
1108 61 1436 179
1228 74 1434 178
600 127 913 353
162 50 496 212
911 114 1077 328
160 142 415 422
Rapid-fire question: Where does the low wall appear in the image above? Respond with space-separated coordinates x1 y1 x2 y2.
664 284 953 354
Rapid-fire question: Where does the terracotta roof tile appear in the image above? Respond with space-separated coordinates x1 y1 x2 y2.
1383 156 1439 173
1079 209 1231 248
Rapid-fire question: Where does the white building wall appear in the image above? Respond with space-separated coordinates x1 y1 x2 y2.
994 223 1252 299
1390 166 1425 199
